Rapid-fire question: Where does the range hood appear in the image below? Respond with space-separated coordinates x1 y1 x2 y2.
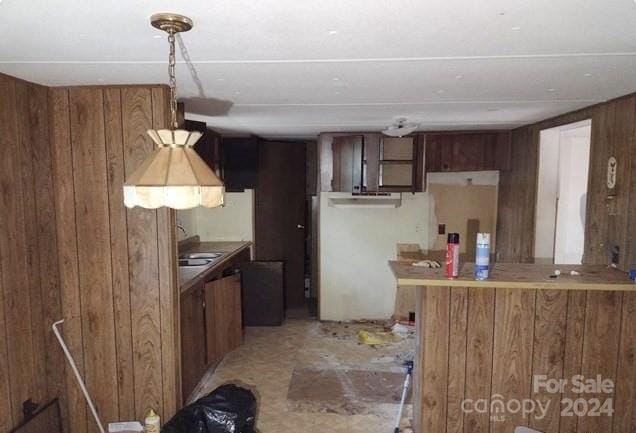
327 192 402 209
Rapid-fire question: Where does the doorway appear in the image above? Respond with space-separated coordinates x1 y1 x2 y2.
534 120 592 264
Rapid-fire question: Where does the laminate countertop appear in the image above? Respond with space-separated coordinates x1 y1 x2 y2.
389 261 636 291
179 241 252 293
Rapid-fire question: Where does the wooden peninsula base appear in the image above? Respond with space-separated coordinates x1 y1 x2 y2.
390 262 636 433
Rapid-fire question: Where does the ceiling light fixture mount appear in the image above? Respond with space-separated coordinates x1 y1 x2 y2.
382 118 419 138
123 13 225 210
150 13 193 33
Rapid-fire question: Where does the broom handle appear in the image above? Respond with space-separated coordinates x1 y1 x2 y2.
52 320 106 433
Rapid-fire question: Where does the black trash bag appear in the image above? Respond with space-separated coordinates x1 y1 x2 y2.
162 384 257 433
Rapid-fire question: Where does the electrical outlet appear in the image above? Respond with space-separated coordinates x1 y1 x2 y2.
438 224 446 235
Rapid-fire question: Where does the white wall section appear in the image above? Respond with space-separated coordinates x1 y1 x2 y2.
319 192 430 321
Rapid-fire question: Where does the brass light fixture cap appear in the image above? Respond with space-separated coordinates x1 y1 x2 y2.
150 13 193 33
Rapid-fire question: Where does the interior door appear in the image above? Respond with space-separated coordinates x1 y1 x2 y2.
255 141 307 309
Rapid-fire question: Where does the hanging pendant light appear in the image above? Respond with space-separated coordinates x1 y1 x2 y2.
123 13 225 209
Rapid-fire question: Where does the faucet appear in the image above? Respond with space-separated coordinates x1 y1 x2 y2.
177 223 187 238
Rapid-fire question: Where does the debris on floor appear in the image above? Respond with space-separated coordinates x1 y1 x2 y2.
287 367 411 416
358 330 403 345
197 320 415 433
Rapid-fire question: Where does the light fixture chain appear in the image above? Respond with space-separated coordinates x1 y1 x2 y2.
168 31 178 129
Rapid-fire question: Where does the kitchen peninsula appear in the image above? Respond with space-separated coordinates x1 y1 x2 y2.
390 261 636 433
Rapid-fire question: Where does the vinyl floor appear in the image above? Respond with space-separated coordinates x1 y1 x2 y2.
193 319 415 433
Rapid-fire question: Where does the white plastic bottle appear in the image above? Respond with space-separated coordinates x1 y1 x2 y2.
144 409 160 433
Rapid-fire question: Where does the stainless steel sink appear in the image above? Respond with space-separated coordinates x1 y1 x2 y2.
178 258 214 268
179 252 224 260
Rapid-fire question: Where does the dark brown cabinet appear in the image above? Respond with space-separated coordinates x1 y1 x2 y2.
331 135 364 192
425 131 511 172
204 273 243 363
330 133 424 193
184 119 223 178
180 271 244 402
222 137 259 192
180 283 207 402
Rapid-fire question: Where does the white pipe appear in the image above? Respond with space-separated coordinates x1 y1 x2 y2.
52 319 106 433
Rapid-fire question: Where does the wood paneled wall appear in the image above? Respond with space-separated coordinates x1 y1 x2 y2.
0 74 180 433
0 74 66 432
49 85 180 432
416 286 636 433
496 94 636 269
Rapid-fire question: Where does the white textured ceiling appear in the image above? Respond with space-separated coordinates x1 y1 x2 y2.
1 0 636 138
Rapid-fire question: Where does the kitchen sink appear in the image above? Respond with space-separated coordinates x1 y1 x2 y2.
179 252 224 260
178 258 214 268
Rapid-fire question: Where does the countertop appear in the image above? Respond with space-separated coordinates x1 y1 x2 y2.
389 261 636 291
179 240 252 293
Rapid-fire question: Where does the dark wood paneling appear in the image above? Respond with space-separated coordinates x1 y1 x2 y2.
121 87 165 420
0 77 179 433
415 285 636 433
69 88 120 428
50 87 89 433
584 104 612 264
497 93 636 268
614 292 636 433
420 287 449 433
29 83 67 430
610 97 635 269
446 287 467 433
152 87 180 419
104 88 136 421
496 126 538 262
0 75 38 426
48 83 179 430
530 290 567 432
559 291 587 433
578 291 623 433
0 75 67 432
490 288 535 433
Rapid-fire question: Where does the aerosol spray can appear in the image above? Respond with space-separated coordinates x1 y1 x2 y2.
446 233 460 279
475 233 490 280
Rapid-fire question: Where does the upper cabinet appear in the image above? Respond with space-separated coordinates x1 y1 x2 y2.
322 131 511 193
331 135 364 192
330 133 425 193
184 119 224 178
374 136 425 192
222 136 259 192
425 131 511 172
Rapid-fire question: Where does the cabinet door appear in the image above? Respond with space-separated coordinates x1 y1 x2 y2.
425 132 511 172
204 273 243 364
222 137 259 191
185 119 223 177
180 286 206 402
331 135 364 192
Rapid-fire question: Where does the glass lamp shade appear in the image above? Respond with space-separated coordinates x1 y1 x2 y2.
123 129 225 210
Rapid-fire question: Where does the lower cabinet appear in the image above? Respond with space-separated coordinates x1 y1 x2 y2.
204 273 243 363
180 273 243 402
180 285 207 402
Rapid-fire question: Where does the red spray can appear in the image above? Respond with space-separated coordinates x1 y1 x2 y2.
446 233 460 279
